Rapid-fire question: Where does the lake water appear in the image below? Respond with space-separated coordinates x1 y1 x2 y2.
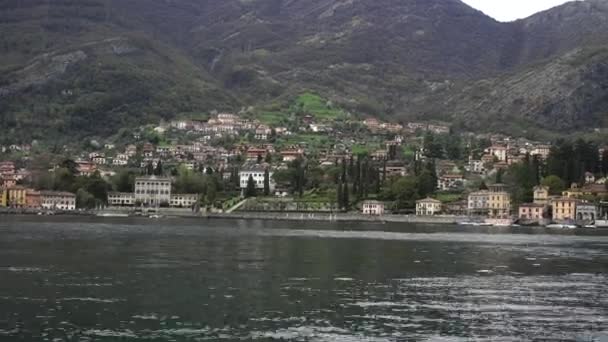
1 217 607 341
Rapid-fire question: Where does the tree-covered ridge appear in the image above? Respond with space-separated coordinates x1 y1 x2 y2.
2 0 608 142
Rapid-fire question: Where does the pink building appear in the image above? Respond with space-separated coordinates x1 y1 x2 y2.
518 203 545 220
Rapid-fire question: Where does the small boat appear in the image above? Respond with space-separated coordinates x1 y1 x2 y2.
457 221 476 226
97 213 129 218
149 214 163 219
595 220 608 228
484 218 514 227
546 224 577 229
584 225 597 229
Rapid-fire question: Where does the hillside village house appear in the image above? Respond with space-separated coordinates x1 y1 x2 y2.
384 162 408 178
246 148 268 160
239 163 274 193
255 125 272 140
0 161 15 177
551 197 578 221
362 200 385 216
125 144 138 157
563 183 608 199
2 176 16 188
531 145 551 160
40 191 76 211
363 118 381 131
481 154 496 165
467 159 486 174
416 198 442 216
76 161 97 176
438 174 465 191
281 149 304 162
92 156 107 165
486 145 508 162
113 154 129 166
134 176 172 206
533 185 550 205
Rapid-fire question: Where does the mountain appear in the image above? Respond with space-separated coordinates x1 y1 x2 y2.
1 0 607 142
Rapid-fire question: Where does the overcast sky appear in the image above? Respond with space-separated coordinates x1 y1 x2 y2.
462 0 581 21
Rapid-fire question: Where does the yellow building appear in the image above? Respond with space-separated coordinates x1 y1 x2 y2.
7 186 27 208
488 184 511 218
0 187 7 207
562 184 584 199
551 197 578 221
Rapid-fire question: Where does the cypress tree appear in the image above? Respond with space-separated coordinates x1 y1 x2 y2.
146 161 154 176
343 180 349 211
336 182 343 210
154 160 163 176
263 169 270 196
496 168 504 184
245 175 256 198
382 159 387 184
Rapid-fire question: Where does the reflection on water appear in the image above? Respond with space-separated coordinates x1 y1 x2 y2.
0 217 607 341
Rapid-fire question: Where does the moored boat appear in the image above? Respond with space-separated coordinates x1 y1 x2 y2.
595 220 608 228
546 224 577 229
484 218 514 227
96 212 129 217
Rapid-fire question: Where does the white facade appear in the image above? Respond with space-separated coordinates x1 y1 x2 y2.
41 191 76 211
362 201 385 216
134 176 172 205
467 160 486 174
108 192 135 206
92 156 107 165
239 166 274 191
438 175 465 191
416 198 442 216
531 145 551 160
487 146 507 162
468 191 489 214
113 154 129 166
170 194 199 208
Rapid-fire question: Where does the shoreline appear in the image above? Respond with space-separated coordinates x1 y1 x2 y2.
2 208 604 229
0 207 465 224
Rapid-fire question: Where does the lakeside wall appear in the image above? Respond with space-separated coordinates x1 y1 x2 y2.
0 206 466 224
97 206 466 223
204 212 467 224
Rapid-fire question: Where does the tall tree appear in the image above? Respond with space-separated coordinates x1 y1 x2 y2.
263 169 270 196
496 168 504 183
154 160 163 176
541 175 566 196
423 132 443 159
206 179 217 205
336 182 343 210
245 175 257 198
343 180 349 210
60 159 79 175
602 149 608 176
